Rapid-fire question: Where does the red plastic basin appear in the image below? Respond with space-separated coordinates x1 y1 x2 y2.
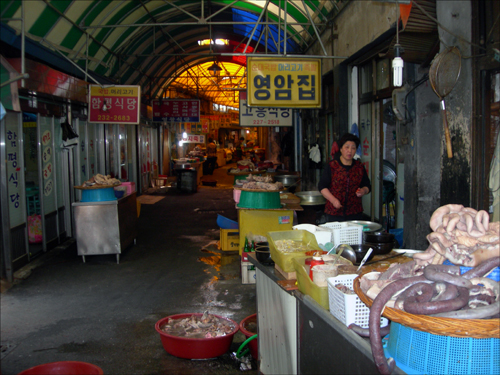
17 361 103 375
239 313 258 360
155 313 239 359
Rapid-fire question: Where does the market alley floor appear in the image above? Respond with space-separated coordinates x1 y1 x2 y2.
1 163 259 375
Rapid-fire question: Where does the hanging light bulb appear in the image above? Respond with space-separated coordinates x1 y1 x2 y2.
102 102 108 111
392 3 404 87
182 131 187 139
392 44 404 87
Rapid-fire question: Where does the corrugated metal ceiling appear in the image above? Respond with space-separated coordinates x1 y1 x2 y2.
1 0 343 106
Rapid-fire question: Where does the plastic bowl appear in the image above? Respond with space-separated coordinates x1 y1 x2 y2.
155 313 239 359
237 190 281 209
239 314 258 360
217 214 239 229
18 361 103 375
351 244 376 263
114 190 125 199
81 187 116 202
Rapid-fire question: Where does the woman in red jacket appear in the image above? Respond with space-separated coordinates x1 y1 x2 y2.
318 133 371 222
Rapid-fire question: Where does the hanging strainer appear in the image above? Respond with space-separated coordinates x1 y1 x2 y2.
429 46 462 159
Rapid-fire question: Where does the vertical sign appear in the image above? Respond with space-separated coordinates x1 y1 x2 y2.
247 57 321 108
6 116 24 226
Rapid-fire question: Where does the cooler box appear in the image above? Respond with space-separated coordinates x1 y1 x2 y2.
237 209 293 256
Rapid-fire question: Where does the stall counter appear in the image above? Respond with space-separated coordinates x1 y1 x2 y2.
247 253 406 375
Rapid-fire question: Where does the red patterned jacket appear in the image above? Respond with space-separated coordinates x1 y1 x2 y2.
319 155 370 217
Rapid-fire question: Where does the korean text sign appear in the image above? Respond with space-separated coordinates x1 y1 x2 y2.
239 91 292 127
152 99 200 123
247 57 321 108
88 85 140 124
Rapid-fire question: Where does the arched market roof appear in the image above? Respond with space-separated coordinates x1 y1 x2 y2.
1 0 343 107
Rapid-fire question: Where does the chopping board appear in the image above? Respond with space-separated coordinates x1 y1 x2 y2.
279 193 301 204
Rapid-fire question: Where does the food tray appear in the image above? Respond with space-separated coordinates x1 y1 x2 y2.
74 182 121 189
353 277 500 339
319 222 363 246
327 274 388 328
267 230 320 272
293 256 329 309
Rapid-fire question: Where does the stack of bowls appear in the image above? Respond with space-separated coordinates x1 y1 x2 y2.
363 231 395 255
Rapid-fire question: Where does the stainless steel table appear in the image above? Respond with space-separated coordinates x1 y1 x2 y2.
248 253 406 374
72 192 138 264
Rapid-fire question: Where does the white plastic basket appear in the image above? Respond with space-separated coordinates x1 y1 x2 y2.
319 222 363 246
327 274 389 328
293 224 332 245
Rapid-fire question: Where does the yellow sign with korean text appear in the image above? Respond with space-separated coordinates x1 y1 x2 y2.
247 57 321 108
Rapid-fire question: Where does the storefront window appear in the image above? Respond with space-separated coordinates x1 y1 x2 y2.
358 63 373 95
376 59 390 91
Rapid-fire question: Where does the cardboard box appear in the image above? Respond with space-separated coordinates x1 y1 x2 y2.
241 261 256 284
220 229 239 251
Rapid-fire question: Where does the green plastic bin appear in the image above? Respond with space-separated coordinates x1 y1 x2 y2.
238 190 281 209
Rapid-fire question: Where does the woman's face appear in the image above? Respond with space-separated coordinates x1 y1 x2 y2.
340 141 357 161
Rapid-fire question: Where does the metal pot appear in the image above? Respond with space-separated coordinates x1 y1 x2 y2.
295 191 326 206
274 174 300 186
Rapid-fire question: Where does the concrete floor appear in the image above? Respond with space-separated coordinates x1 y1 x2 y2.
0 163 260 375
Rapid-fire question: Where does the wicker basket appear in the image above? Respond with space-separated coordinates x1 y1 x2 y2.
353 277 500 339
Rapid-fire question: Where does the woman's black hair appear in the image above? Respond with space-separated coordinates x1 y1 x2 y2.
338 133 360 149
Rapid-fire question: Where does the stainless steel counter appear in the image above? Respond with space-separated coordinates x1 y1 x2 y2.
247 253 405 374
72 192 138 264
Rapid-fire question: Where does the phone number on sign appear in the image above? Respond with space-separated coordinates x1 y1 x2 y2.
96 115 132 121
253 119 281 125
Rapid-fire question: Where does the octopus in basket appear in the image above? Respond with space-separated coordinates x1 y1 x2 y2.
351 204 500 375
162 310 235 339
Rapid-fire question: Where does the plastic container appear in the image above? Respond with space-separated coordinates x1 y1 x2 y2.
217 214 239 229
385 322 500 375
81 187 116 202
327 274 389 328
238 190 281 209
18 361 103 375
268 230 321 272
309 257 325 281
319 222 363 246
121 181 136 195
233 188 242 203
176 168 197 192
239 313 258 360
293 224 332 245
293 256 329 309
155 313 239 359
443 259 500 281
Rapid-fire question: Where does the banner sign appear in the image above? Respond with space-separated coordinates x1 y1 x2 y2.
177 133 205 144
239 91 292 127
247 57 321 108
153 99 200 122
88 85 140 124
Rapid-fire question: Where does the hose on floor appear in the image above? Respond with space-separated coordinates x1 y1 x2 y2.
236 334 258 358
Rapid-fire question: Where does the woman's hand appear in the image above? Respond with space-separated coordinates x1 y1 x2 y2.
320 188 342 209
331 197 342 209
356 186 369 197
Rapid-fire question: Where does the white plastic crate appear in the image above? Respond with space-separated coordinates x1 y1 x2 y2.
327 274 389 328
319 222 363 246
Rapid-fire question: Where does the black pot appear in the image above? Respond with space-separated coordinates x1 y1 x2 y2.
363 230 395 244
363 241 394 255
255 249 272 264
